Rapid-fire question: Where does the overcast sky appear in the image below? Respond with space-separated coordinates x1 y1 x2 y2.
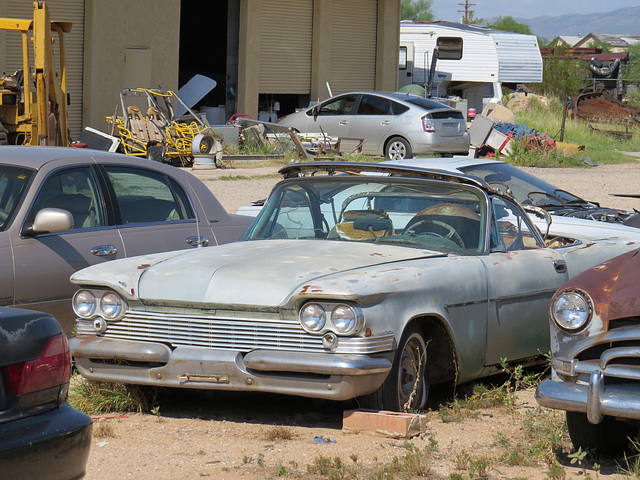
430 0 640 22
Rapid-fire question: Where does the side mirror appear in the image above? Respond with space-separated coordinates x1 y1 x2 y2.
23 208 74 236
311 106 319 118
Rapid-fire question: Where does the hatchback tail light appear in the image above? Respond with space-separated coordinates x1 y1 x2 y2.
421 114 435 132
4 333 71 396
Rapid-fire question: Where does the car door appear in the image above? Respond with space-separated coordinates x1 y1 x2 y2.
11 165 125 334
480 196 569 365
347 94 400 154
307 94 358 138
102 165 213 257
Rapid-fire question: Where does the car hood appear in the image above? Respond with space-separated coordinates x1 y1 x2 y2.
73 240 447 307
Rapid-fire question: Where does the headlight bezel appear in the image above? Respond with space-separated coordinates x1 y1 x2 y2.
551 288 593 332
73 288 127 322
299 302 364 336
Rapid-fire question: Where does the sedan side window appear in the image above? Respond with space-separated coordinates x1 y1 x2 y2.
32 167 105 229
491 197 542 251
318 95 357 116
104 166 194 224
357 95 393 115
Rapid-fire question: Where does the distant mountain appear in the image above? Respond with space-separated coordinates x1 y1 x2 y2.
516 6 640 41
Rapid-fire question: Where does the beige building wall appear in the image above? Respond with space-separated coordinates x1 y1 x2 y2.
238 0 400 118
82 0 180 131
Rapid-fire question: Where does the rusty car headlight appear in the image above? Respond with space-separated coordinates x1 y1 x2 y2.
73 290 96 318
551 290 592 331
331 305 361 335
300 302 363 335
300 303 326 332
100 291 124 319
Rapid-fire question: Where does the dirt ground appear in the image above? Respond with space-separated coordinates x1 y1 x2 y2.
83 156 640 480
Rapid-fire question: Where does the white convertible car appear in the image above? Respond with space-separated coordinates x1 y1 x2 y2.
69 162 640 412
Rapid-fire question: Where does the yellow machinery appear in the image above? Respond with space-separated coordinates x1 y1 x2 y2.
0 2 71 146
106 87 223 166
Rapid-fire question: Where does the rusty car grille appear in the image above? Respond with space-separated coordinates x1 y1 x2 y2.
77 310 395 355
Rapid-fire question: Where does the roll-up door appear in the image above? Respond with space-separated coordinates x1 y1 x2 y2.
259 0 313 94
6 0 85 140
330 0 377 94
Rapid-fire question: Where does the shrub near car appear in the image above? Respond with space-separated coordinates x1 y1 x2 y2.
0 146 253 334
277 92 470 159
536 247 640 455
0 307 92 480
69 162 639 412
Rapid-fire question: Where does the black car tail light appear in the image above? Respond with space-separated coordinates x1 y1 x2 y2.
4 334 71 396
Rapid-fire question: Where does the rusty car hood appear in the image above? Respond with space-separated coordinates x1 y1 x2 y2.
72 240 447 307
136 240 447 307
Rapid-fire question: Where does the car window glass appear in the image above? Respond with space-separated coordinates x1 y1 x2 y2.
104 166 194 224
0 165 32 231
317 95 357 116
357 95 393 115
32 167 105 229
491 197 542 251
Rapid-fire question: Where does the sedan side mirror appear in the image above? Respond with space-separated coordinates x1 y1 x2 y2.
23 208 74 237
311 106 319 118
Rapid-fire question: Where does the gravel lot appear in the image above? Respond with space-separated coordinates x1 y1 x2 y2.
83 157 640 480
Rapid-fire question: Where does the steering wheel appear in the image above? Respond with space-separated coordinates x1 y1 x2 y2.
405 218 465 248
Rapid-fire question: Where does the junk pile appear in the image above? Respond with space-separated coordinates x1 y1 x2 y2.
469 102 556 158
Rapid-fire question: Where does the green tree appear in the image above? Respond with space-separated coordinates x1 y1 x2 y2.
401 0 434 21
624 42 640 108
486 16 533 35
529 46 590 98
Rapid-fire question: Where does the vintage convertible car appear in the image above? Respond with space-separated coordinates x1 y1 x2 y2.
536 247 640 455
69 162 640 412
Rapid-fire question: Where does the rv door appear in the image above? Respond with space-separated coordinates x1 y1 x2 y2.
398 42 414 89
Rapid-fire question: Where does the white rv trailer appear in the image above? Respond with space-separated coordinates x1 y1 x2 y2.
399 21 543 114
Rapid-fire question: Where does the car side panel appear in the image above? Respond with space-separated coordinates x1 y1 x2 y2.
0 234 12 308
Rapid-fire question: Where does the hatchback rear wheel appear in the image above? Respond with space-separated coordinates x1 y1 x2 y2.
385 136 412 160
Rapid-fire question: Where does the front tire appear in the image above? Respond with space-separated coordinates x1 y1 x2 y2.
385 136 413 160
566 411 638 456
358 325 429 412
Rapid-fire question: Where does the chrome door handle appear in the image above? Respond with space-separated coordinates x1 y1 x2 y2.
338 120 349 125
553 260 567 273
187 235 209 247
91 245 118 256
381 120 391 125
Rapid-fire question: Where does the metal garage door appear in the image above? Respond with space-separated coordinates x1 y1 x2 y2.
330 0 378 94
5 0 85 140
259 0 313 94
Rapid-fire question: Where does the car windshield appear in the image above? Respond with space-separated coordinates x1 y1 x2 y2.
460 163 585 207
243 177 486 252
0 164 32 231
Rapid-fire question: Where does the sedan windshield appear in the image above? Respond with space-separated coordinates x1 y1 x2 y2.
243 177 486 252
0 165 32 231
460 162 585 207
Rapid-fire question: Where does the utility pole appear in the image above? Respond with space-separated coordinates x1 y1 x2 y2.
457 0 476 23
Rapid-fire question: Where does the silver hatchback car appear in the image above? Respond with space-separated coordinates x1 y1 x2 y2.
277 91 470 159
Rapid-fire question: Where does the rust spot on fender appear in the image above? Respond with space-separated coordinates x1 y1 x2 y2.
131 288 135 296
137 264 151 270
300 284 323 294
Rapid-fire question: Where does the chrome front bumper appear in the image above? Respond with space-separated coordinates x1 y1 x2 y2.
70 336 393 401
536 373 640 424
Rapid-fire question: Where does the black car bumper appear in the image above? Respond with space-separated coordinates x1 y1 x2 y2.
0 403 92 480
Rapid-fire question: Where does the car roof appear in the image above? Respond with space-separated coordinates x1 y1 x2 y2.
279 161 493 193
0 146 174 172
327 91 457 111
382 156 506 172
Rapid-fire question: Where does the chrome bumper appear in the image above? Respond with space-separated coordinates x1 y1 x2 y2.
70 336 393 401
536 373 640 424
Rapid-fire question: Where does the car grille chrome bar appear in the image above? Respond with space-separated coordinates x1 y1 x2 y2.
77 311 395 355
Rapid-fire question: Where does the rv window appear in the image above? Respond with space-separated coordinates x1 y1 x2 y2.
399 46 408 69
437 37 463 60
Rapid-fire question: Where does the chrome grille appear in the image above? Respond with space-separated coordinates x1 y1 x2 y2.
77 310 395 354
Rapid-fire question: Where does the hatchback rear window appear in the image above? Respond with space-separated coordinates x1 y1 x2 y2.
431 111 465 120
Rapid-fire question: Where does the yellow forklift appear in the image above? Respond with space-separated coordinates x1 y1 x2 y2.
0 2 71 146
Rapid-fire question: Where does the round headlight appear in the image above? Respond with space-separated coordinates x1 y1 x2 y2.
552 290 592 331
73 290 96 318
300 303 326 332
331 305 358 334
100 291 124 319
